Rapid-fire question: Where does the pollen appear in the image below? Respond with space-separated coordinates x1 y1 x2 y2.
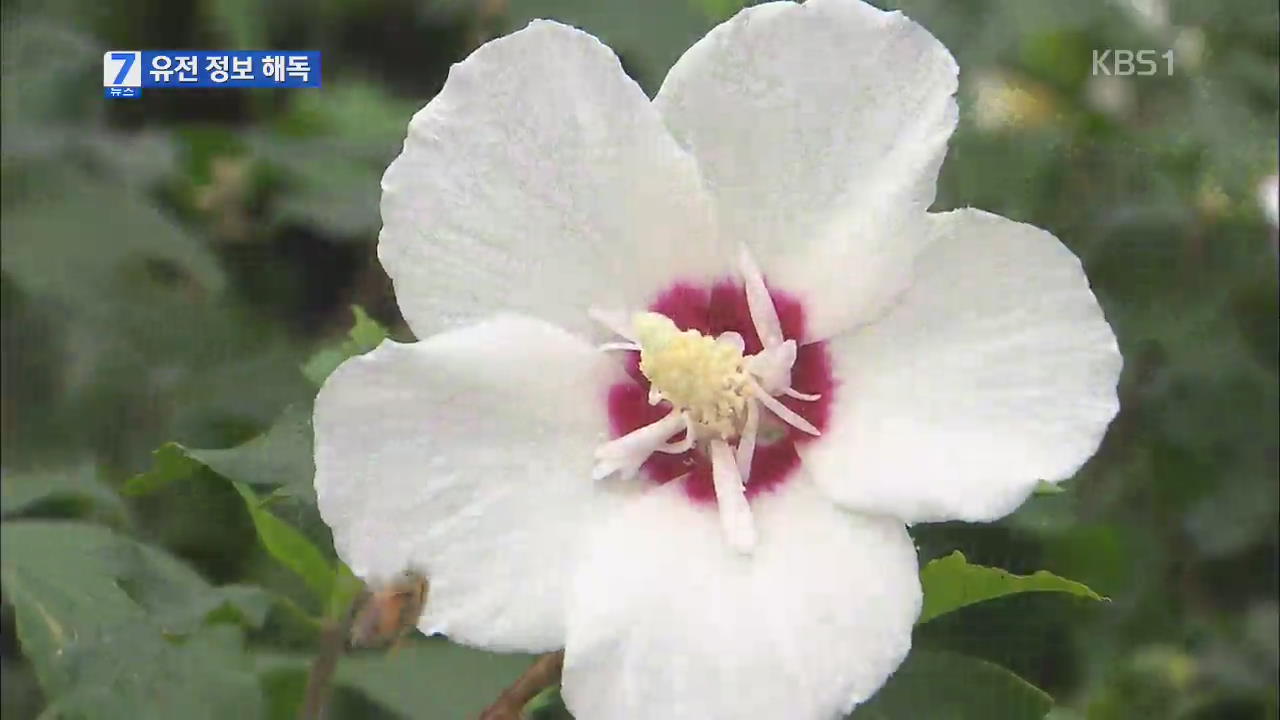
633 312 750 439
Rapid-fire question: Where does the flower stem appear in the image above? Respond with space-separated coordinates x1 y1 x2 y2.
298 622 348 719
478 650 565 720
299 584 362 720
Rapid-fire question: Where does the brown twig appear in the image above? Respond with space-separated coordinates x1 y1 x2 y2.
477 650 566 720
298 600 360 720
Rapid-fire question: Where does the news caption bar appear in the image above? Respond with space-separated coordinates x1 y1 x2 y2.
103 51 321 98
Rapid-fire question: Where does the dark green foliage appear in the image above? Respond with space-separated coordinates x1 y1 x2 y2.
1 523 266 719
1 0 1275 718
850 651 1054 720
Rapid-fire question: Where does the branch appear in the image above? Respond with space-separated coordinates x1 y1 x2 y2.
478 650 566 720
298 608 357 720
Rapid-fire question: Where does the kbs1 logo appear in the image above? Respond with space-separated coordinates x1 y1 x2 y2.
103 51 321 99
1091 49 1174 77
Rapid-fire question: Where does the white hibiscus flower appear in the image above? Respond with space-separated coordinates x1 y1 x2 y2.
313 1 1122 717
1259 174 1278 229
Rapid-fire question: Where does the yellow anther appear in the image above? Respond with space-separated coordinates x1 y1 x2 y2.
633 313 750 439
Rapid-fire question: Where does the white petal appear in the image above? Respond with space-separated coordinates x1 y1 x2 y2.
313 314 627 651
562 479 920 720
803 210 1122 523
381 20 723 341
655 0 959 340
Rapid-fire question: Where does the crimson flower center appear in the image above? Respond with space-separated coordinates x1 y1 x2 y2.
590 250 836 554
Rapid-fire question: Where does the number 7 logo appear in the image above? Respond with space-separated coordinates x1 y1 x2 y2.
103 51 141 87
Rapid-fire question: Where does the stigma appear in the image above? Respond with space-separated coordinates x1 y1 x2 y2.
634 312 750 439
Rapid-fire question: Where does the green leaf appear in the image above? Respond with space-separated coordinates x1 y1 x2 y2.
231 481 335 602
690 0 747 21
256 639 536 719
263 140 385 236
1 463 126 520
187 403 315 500
1033 480 1067 495
1 170 225 313
108 540 272 634
302 305 389 385
34 624 262 720
506 651 1058 720
124 443 203 496
123 415 333 605
325 561 365 621
254 81 417 237
345 305 389 349
126 403 315 502
525 687 574 719
849 650 1053 719
919 552 1105 624
0 521 263 718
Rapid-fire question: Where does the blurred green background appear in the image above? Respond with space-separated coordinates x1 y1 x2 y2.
1 0 1276 718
